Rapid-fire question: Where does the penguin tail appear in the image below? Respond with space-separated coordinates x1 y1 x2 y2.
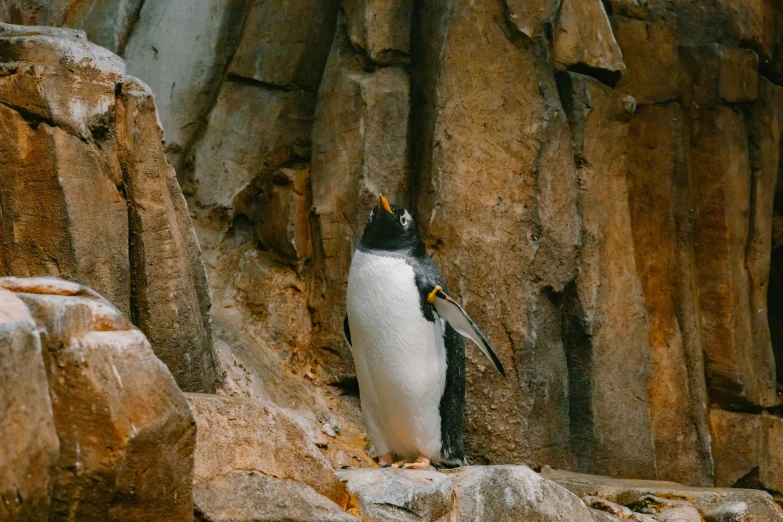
434 455 469 469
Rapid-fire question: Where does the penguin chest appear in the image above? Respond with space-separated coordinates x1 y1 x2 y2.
346 250 447 457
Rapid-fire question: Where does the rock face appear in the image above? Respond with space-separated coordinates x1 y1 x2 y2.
6 0 783 504
0 288 58 520
0 276 195 521
0 23 218 393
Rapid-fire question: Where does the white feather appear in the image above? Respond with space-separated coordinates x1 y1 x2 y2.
346 250 446 461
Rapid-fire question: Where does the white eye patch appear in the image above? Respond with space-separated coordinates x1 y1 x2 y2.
400 210 411 226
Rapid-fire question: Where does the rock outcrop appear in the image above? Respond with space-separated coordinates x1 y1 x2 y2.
0 23 218 393
338 465 594 521
5 0 783 509
543 467 783 521
0 277 195 521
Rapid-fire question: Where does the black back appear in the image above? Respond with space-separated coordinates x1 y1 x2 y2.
356 201 467 466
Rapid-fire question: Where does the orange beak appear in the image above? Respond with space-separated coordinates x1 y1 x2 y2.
379 194 393 214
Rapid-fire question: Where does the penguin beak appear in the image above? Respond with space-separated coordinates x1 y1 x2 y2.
379 194 393 215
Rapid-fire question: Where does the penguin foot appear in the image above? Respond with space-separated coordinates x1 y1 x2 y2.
376 453 394 467
401 456 431 470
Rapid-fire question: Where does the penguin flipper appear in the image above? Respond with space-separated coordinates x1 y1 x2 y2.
430 289 506 377
343 315 351 346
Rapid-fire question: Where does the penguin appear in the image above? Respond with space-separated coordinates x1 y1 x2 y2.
345 194 505 469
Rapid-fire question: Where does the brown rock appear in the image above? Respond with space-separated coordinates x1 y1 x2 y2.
553 0 625 79
310 12 410 374
625 103 713 486
228 0 338 90
0 288 59 521
542 467 783 521
342 0 412 64
186 393 347 506
691 106 777 409
606 0 648 20
235 164 312 262
119 77 219 394
613 17 683 105
0 24 219 393
709 409 783 496
679 45 759 108
412 0 580 468
745 78 783 404
194 471 358 522
191 81 314 212
503 0 562 40
1 276 195 521
559 71 654 478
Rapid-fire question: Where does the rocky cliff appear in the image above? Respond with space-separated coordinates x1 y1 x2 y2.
3 0 783 518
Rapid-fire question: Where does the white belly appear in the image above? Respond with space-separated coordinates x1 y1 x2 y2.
346 249 446 461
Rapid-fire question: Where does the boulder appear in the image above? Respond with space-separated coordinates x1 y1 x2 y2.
0 288 59 521
448 466 594 521
194 471 358 522
337 468 452 521
186 393 347 506
0 22 218 393
1 276 196 521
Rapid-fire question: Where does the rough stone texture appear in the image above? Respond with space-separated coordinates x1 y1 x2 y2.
186 393 347 506
679 45 759 108
558 71 654 478
0 276 195 521
191 80 314 211
194 471 358 522
228 0 337 91
690 104 777 409
342 0 412 64
625 102 713 487
448 466 594 521
553 0 625 79
337 468 452 521
0 288 59 521
709 409 783 496
0 23 218 393
310 11 410 373
0 0 141 53
121 0 248 167
612 16 683 105
503 0 562 40
543 468 783 521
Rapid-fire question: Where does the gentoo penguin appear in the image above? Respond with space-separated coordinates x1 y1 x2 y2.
345 194 505 469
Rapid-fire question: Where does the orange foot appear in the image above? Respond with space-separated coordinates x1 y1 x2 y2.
376 453 394 467
401 456 431 470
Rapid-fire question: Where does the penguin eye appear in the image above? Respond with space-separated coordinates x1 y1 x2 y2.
400 216 409 226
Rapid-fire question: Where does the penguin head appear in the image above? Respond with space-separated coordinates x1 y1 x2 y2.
359 194 424 253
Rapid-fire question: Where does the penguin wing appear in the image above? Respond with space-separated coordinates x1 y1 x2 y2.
343 315 351 346
431 288 506 377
